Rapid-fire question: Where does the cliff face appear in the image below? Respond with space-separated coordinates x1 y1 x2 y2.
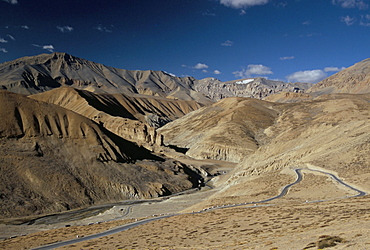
194 77 312 101
0 90 203 219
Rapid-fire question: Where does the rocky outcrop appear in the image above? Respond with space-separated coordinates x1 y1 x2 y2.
194 77 312 101
101 118 164 147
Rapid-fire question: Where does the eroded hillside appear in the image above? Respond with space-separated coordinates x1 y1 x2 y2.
0 90 203 219
159 97 280 162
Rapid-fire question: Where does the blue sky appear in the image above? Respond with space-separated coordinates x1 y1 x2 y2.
0 0 369 83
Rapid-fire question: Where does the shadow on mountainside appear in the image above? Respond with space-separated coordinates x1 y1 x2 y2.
100 125 164 163
77 89 137 120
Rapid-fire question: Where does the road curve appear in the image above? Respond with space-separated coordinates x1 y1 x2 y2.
32 167 367 250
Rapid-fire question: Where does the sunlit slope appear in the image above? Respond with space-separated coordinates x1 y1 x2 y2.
0 90 201 219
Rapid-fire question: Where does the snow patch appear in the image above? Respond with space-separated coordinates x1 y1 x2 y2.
235 79 254 84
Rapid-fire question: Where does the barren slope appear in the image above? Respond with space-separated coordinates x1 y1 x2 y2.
0 52 211 104
205 94 370 206
0 90 203 219
307 58 370 95
263 91 313 103
159 97 280 162
30 87 204 149
30 87 203 127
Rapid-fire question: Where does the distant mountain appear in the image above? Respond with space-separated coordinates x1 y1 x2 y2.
0 52 313 103
0 52 211 104
307 58 370 95
194 77 313 101
0 90 203 219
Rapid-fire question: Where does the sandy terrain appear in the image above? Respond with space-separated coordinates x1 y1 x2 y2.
1 163 369 250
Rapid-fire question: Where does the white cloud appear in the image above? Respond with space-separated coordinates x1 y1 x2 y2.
324 66 346 72
193 63 209 69
360 14 370 26
286 69 327 83
202 69 208 73
0 48 8 53
220 0 269 9
57 26 74 33
33 44 55 52
2 0 18 4
233 64 273 78
280 56 295 60
0 38 8 43
341 15 356 26
302 20 311 25
214 70 222 75
221 40 234 46
7 34 15 40
43 45 54 52
21 25 29 29
332 0 368 9
95 24 112 33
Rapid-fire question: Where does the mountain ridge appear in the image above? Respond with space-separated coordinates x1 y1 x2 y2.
307 58 370 95
0 52 313 102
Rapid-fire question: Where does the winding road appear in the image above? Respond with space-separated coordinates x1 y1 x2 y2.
32 167 367 250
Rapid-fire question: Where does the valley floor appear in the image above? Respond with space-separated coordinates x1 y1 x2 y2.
1 159 370 249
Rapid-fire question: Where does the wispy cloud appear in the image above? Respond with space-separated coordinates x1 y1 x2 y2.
33 44 55 52
203 10 216 16
220 0 269 9
286 69 327 83
341 15 356 26
302 20 311 25
233 64 273 78
0 38 8 43
2 0 18 4
57 26 74 33
280 56 295 60
193 63 209 69
21 25 29 29
221 40 234 46
0 48 8 53
214 70 221 75
332 0 368 9
300 32 321 37
7 34 15 40
95 24 112 33
360 14 370 26
324 66 346 72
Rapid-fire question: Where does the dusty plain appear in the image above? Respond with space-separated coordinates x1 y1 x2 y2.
1 162 369 250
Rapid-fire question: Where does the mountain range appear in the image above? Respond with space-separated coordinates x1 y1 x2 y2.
0 52 370 221
0 52 313 103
